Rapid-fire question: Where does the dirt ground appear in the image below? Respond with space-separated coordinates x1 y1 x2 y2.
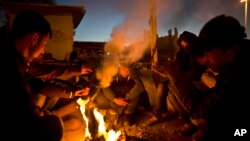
61 106 192 141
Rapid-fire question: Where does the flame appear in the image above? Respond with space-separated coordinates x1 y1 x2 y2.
77 98 92 139
77 98 121 141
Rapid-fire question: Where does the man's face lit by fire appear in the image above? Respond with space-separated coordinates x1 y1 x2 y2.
180 40 189 49
196 47 229 72
119 65 131 78
28 33 50 62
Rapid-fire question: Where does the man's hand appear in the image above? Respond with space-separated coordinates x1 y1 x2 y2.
75 87 91 97
113 98 129 107
81 64 94 75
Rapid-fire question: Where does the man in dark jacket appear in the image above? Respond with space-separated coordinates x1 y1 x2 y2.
190 14 250 141
152 31 208 140
94 63 145 127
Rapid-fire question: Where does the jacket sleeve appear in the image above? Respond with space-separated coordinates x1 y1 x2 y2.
126 69 145 98
29 78 77 98
28 62 82 79
102 86 116 101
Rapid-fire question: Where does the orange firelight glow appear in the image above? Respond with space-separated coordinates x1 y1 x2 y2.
77 98 92 139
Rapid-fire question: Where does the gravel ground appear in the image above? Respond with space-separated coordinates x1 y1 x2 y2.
61 107 192 141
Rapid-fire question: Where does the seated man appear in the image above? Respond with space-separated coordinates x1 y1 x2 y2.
1 10 63 141
27 52 94 132
94 63 145 127
152 31 207 140
190 15 250 140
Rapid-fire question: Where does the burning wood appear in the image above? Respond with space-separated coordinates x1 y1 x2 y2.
77 98 124 141
77 98 92 139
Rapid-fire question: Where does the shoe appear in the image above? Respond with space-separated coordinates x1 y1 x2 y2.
141 115 159 126
192 129 207 141
179 122 198 136
161 111 177 121
141 109 162 126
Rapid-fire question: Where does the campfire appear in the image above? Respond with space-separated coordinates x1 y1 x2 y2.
77 98 124 141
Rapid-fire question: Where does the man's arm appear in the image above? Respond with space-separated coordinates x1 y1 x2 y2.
28 62 93 79
29 78 89 98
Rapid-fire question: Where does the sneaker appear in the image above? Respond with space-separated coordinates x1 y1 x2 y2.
141 115 159 126
161 111 177 121
141 109 162 126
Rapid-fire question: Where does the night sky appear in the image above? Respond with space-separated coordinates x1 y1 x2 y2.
55 0 248 42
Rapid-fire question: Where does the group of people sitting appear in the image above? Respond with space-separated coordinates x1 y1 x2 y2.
1 9 249 141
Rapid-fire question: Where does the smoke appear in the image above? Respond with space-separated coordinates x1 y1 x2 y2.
55 0 247 86
95 0 151 87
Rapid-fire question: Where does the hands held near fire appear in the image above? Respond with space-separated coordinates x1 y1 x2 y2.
81 64 94 75
71 86 91 98
113 97 129 107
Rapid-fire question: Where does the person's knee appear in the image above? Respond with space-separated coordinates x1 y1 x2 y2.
63 118 82 131
34 94 47 108
40 115 64 141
